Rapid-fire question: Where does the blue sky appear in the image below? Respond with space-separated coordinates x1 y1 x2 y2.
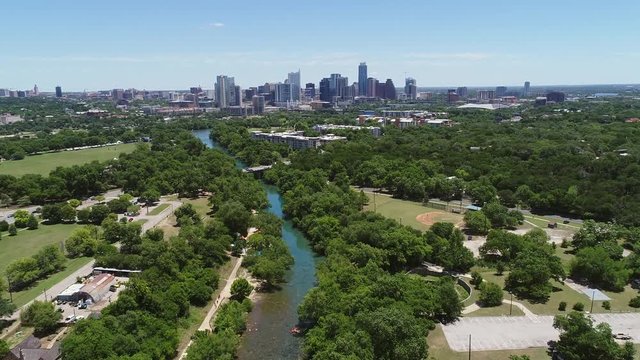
1 0 639 91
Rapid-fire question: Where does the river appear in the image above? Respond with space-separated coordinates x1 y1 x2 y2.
193 129 317 360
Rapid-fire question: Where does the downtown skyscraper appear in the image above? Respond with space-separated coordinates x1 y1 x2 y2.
215 75 237 108
358 62 368 97
287 70 301 102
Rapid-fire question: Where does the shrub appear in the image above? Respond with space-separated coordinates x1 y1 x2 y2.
629 296 640 308
558 301 567 311
496 262 505 276
470 271 483 288
602 301 611 310
0 220 8 232
572 302 584 311
479 282 503 307
560 238 569 248
8 224 17 236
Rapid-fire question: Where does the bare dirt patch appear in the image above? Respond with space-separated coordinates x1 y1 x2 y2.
416 211 465 228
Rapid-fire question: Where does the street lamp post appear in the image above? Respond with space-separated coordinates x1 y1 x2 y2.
509 292 513 316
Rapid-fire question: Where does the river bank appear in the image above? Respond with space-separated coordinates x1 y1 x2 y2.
193 129 318 360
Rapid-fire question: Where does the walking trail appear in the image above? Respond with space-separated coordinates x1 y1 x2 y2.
177 227 257 359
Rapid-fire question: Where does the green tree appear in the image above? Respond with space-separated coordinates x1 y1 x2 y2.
230 278 254 300
505 249 565 302
20 300 61 334
13 210 30 228
66 226 99 257
26 214 39 230
6 257 40 290
570 246 629 291
60 204 77 223
464 210 491 235
41 204 63 224
68 199 82 208
479 282 504 307
76 208 90 223
185 330 239 360
89 204 111 225
356 306 429 360
554 311 635 360
0 279 16 317
216 201 251 237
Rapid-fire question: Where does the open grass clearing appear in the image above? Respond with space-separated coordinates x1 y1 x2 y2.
148 203 170 216
427 324 549 360
0 143 138 176
362 192 462 231
466 303 525 317
0 223 80 275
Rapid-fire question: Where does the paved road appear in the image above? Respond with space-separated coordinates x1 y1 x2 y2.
443 313 640 352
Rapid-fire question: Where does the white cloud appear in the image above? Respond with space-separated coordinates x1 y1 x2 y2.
209 22 224 28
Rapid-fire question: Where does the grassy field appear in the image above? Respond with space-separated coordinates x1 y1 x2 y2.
148 203 170 216
466 303 526 317
157 197 210 240
473 267 640 315
0 223 80 275
362 192 463 231
0 143 138 176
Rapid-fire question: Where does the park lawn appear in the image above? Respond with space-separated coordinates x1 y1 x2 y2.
183 197 211 219
0 143 138 177
523 214 580 231
602 285 640 313
362 192 462 231
427 324 549 360
148 203 170 216
466 303 525 317
8 257 92 307
474 268 592 315
0 223 80 275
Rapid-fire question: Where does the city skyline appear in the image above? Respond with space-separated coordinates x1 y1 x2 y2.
2 0 640 91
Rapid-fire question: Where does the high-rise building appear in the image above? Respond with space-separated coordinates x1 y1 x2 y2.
33 84 39 96
366 78 378 97
384 79 396 100
55 86 62 98
215 75 236 108
319 78 331 102
234 85 241 106
0 89 9 97
190 87 202 95
448 89 460 103
358 62 368 97
336 76 349 99
252 95 265 114
111 89 124 101
304 83 315 99
287 70 301 102
546 91 565 103
524 81 531 97
477 90 495 101
404 78 417 100
495 86 508 98
456 87 468 98
274 83 292 103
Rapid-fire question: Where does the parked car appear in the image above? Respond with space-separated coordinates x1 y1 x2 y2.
614 333 632 340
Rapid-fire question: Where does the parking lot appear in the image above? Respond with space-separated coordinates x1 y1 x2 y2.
55 277 128 323
442 313 640 351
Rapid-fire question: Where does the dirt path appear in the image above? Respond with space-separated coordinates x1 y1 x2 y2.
176 227 257 359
